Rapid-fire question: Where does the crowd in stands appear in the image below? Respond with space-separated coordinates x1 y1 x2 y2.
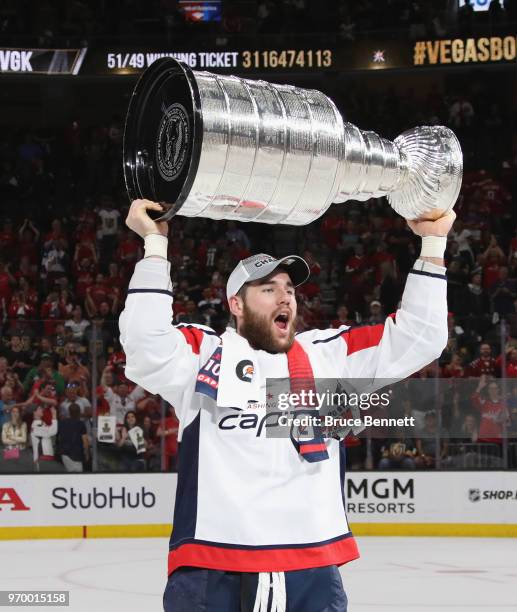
2 1 517 48
1 63 517 473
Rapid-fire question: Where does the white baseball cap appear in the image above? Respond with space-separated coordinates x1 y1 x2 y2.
226 253 310 300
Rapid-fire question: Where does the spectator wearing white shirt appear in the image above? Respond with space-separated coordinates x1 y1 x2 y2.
101 366 145 425
450 219 474 267
64 305 90 342
30 405 58 463
59 382 92 419
96 195 120 263
2 405 27 450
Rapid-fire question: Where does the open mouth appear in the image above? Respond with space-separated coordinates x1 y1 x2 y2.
274 313 289 330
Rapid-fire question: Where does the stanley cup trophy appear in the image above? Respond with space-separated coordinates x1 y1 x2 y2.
123 58 462 225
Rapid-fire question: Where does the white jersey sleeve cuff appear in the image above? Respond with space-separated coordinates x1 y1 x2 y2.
413 259 446 276
129 258 173 292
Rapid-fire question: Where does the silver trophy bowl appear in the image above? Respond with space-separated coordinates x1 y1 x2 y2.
124 58 463 225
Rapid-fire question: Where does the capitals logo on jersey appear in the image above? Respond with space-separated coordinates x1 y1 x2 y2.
195 345 222 400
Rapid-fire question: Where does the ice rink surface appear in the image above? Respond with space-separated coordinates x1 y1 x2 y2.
0 536 515 611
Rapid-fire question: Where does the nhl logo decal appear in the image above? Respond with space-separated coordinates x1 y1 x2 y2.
468 488 481 502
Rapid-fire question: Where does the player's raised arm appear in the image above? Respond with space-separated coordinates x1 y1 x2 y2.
335 211 456 387
118 200 219 424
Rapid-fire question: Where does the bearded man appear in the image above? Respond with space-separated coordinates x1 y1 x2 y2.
120 199 455 612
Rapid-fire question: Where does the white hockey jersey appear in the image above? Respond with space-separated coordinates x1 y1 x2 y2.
119 257 448 575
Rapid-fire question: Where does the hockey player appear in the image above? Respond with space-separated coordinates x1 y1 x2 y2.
120 199 455 612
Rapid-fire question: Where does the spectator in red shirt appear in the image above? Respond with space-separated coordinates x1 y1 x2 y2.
303 250 322 278
136 393 162 424
471 376 509 444
321 209 345 250
156 405 179 471
483 255 501 291
85 273 111 317
28 379 59 426
197 287 224 328
14 256 38 286
17 219 40 264
331 305 355 329
40 291 66 337
0 219 16 258
345 243 368 277
8 290 36 322
370 243 396 283
17 277 38 308
476 175 511 216
495 348 517 378
296 277 321 300
106 261 125 292
74 237 98 269
308 295 327 328
467 343 498 378
347 268 375 316
443 353 466 378
0 261 15 304
116 228 142 276
321 210 346 281
95 367 114 416
107 345 127 383
74 257 96 301
73 216 96 244
481 243 505 290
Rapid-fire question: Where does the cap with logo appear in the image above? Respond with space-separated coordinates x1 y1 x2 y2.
226 253 310 300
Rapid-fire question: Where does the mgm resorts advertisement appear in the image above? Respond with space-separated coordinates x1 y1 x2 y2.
0 473 516 537
1 35 517 77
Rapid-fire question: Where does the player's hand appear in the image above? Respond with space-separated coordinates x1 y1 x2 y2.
407 210 456 237
125 199 169 238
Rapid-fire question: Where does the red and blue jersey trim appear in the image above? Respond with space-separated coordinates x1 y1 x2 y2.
195 345 222 400
167 532 359 575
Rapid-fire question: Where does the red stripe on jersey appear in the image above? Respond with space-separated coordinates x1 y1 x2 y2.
177 327 204 355
287 340 316 398
300 443 328 454
168 534 359 574
341 324 384 356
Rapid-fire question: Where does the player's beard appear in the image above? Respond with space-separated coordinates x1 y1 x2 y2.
240 302 296 353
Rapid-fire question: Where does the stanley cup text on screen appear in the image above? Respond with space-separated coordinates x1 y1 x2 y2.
124 58 463 225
